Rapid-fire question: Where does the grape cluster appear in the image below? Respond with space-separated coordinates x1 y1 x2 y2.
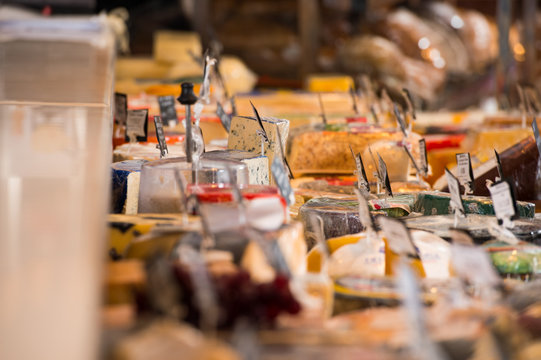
137 264 301 330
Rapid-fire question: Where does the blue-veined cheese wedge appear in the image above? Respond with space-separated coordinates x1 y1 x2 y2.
202 149 269 185
111 160 148 214
227 115 289 184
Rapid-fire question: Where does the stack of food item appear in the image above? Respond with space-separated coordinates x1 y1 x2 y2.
102 20 541 358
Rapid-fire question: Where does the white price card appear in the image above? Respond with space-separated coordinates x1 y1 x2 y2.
455 153 473 184
125 109 148 142
488 180 516 223
445 168 465 215
377 216 418 258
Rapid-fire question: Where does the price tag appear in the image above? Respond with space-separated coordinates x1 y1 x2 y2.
449 228 474 246
377 153 393 197
153 116 168 158
455 152 473 185
349 85 359 115
445 168 465 215
451 244 500 287
532 119 541 157
370 104 380 124
393 103 408 137
402 88 416 120
488 180 517 224
494 149 504 180
114 92 127 126
377 216 419 258
353 188 374 231
349 145 370 193
318 93 328 125
158 96 178 127
403 144 421 174
271 157 295 207
275 124 294 179
250 101 269 143
125 109 148 142
216 101 232 133
230 96 237 116
419 139 428 176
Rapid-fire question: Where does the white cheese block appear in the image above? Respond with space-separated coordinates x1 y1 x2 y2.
227 115 289 184
113 142 225 162
202 149 269 185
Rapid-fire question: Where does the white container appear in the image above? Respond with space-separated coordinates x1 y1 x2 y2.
0 15 115 360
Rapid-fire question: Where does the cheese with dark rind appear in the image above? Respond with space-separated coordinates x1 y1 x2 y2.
299 196 412 248
413 191 535 218
111 160 147 214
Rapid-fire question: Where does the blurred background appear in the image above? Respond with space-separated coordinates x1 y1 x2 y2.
3 0 539 110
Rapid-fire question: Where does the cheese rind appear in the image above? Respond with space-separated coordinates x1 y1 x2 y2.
111 160 147 214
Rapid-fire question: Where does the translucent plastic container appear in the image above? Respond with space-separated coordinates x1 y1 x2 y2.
0 15 115 360
138 157 249 213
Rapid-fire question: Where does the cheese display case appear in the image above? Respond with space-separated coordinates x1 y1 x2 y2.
7 2 541 360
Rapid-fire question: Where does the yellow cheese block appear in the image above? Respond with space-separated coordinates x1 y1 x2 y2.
288 130 414 177
115 57 170 80
108 213 200 255
153 31 202 64
306 74 355 93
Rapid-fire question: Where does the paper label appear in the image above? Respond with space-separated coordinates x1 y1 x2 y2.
349 86 359 114
370 104 380 124
402 88 416 120
153 115 168 158
445 168 465 215
393 103 408 137
377 216 418 257
216 102 231 132
494 149 504 180
349 145 369 193
403 144 421 174
158 95 178 127
419 139 428 175
114 92 127 126
354 189 374 231
532 119 541 157
125 109 148 142
271 157 295 207
377 153 393 197
456 153 473 184
451 244 500 286
318 93 327 125
250 101 269 143
488 180 517 222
